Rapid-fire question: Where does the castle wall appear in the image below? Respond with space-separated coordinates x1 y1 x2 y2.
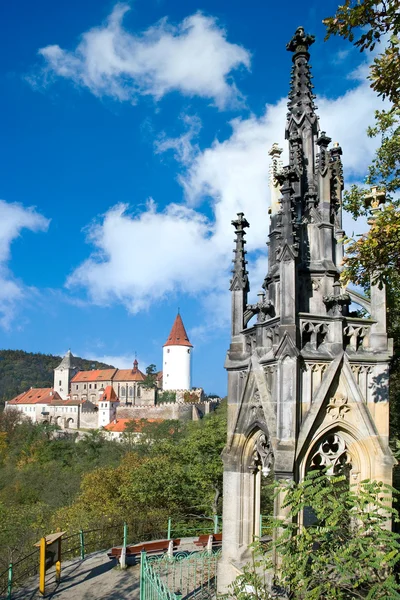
79 408 99 429
113 383 155 406
116 403 193 422
116 400 217 422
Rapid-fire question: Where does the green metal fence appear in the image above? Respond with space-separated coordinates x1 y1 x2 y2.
140 549 221 600
0 514 223 600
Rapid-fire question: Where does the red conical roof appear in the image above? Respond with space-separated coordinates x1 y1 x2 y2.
164 313 193 348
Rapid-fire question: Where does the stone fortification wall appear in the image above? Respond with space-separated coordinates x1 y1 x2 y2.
116 399 218 422
116 403 194 422
157 388 204 403
79 409 98 429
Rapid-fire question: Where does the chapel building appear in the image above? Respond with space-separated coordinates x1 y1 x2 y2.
218 27 395 591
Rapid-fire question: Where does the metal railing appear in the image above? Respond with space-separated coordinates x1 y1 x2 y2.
140 547 221 600
0 514 223 599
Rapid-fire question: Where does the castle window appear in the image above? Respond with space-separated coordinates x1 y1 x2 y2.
59 380 62 386
94 384 97 389
84 384 87 390
167 349 170 353
76 385 78 390
89 384 92 389
129 387 133 397
121 388 126 396
187 350 190 354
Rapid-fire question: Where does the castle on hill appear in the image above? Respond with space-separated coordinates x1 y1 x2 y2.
5 313 215 433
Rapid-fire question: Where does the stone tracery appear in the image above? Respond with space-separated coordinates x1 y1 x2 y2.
249 433 273 477
308 432 351 475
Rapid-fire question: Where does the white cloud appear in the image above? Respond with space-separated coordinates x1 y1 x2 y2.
36 4 250 109
0 200 49 328
78 352 142 370
68 58 384 324
67 200 227 312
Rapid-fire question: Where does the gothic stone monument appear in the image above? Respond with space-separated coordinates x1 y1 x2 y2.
218 27 395 592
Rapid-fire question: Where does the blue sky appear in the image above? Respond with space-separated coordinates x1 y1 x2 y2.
0 0 384 395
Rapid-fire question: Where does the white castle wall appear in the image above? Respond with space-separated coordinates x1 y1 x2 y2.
162 345 191 391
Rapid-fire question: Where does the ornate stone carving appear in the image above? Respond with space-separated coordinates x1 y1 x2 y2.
308 432 351 475
344 325 370 351
245 291 274 325
326 394 350 420
249 433 273 477
249 391 264 424
302 321 329 348
311 278 321 291
230 213 249 293
265 325 279 349
245 332 257 354
323 280 350 316
264 364 277 376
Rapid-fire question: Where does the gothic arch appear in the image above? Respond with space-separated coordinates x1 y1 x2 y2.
300 425 369 483
241 426 274 476
238 427 275 545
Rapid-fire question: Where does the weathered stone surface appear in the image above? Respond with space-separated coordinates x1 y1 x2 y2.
218 27 394 593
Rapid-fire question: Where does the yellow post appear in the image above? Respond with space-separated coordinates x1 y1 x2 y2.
55 560 61 584
39 537 46 596
55 537 61 584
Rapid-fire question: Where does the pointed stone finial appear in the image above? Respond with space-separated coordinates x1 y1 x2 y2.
230 213 250 292
268 144 283 182
275 167 299 258
286 27 315 59
269 144 283 216
286 28 318 144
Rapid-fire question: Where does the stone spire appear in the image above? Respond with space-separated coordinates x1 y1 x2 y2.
286 27 317 139
230 213 249 293
164 313 193 347
218 29 394 595
275 167 299 259
230 213 250 336
56 349 74 369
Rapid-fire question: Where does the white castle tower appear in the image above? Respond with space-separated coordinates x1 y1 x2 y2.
54 350 76 400
162 313 193 391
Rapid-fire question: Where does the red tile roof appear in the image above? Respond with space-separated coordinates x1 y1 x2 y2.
71 369 117 383
164 313 193 348
104 419 130 433
7 388 63 405
100 386 119 402
104 418 162 433
112 368 146 382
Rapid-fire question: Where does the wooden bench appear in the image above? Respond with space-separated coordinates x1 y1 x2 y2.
194 533 222 548
108 538 181 561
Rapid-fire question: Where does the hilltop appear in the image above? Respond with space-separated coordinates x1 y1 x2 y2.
0 349 114 405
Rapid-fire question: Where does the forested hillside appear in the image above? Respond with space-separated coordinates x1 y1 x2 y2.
0 350 114 404
0 402 228 572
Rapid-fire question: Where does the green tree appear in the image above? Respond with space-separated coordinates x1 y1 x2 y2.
231 471 400 600
324 0 400 439
142 363 158 389
323 1 400 289
182 401 227 515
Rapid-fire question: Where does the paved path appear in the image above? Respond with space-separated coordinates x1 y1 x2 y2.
12 552 140 600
